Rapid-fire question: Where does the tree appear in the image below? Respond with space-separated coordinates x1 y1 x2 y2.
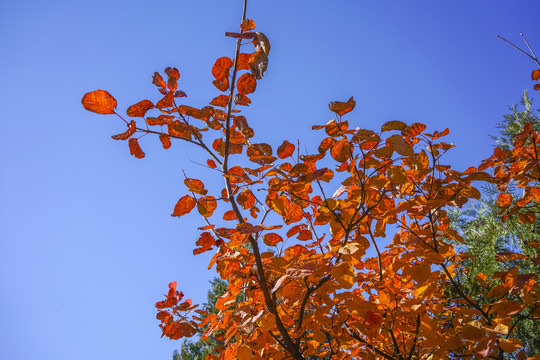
448 93 540 356
177 278 228 360
82 2 540 359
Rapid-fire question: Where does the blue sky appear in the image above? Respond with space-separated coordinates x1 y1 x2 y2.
1 1 540 359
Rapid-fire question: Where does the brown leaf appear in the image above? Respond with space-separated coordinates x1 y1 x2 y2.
236 73 257 95
381 120 407 132
112 120 137 140
152 72 167 88
234 94 251 106
240 18 256 32
249 50 268 79
253 32 270 55
328 97 356 116
402 122 426 137
126 100 154 118
387 134 413 156
535 83 540 91
128 138 145 159
171 195 196 217
82 90 117 114
263 233 283 246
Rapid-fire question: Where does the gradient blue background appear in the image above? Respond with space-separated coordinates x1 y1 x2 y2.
1 1 539 359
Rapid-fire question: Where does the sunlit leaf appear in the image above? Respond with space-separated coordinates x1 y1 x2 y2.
197 196 217 217
171 195 196 217
156 92 174 109
532 69 540 81
184 178 208 195
126 100 154 118
240 19 256 32
159 134 171 149
249 50 268 79
328 97 356 116
128 138 145 159
381 120 407 132
152 72 167 88
277 140 295 159
210 95 230 108
234 94 251 106
82 90 117 114
212 57 233 80
212 77 229 92
263 233 283 246
111 120 137 140
236 73 257 95
402 122 426 137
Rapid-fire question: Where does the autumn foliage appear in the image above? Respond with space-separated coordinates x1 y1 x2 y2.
82 6 540 360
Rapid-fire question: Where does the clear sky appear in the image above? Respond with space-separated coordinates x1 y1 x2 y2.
1 1 539 359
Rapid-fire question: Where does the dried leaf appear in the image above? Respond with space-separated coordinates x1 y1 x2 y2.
249 50 268 79
171 195 196 217
236 73 257 95
126 100 154 118
112 120 137 140
328 97 356 116
128 138 145 159
234 94 251 106
82 90 117 114
253 32 270 55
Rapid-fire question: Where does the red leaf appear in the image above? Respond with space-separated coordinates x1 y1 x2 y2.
534 83 540 91
223 210 238 221
82 90 117 114
328 97 355 116
152 72 167 88
128 138 145 159
236 73 257 95
277 140 295 159
156 92 174 109
159 134 171 149
212 77 229 92
234 94 251 106
210 95 230 108
126 100 154 118
237 53 251 70
207 159 217 169
165 67 180 91
532 69 540 81
111 120 136 140
212 57 233 80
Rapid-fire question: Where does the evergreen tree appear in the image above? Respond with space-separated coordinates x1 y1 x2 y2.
449 93 540 356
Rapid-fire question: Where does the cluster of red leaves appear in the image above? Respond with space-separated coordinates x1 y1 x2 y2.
82 15 540 360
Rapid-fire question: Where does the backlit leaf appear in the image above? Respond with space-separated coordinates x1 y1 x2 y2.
212 77 229 92
277 140 295 159
156 92 174 109
82 90 117 114
197 196 217 217
159 134 171 149
240 19 256 32
263 233 283 246
126 100 154 118
387 134 414 156
328 97 356 116
532 69 540 81
402 122 426 137
212 57 233 80
171 195 196 217
210 95 230 108
111 120 136 140
184 178 207 195
128 138 145 159
152 72 167 88
236 73 257 95
496 193 513 209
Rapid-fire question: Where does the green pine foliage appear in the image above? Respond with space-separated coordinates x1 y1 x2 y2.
449 92 540 356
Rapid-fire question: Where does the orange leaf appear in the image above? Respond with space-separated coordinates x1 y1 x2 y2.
212 77 229 92
212 57 233 80
184 178 208 195
159 134 171 149
210 95 230 108
82 90 117 114
171 195 196 217
223 210 238 221
402 122 426 137
127 99 154 117
146 115 174 126
496 193 513 209
111 120 136 140
532 69 540 81
152 72 167 88
197 196 217 217
165 67 180 91
237 189 256 210
207 159 217 169
240 19 256 32
156 92 174 109
236 73 257 95
237 53 251 70
277 140 295 159
387 134 414 156
330 138 352 162
263 233 283 246
328 97 356 116
128 138 145 159
495 252 528 261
